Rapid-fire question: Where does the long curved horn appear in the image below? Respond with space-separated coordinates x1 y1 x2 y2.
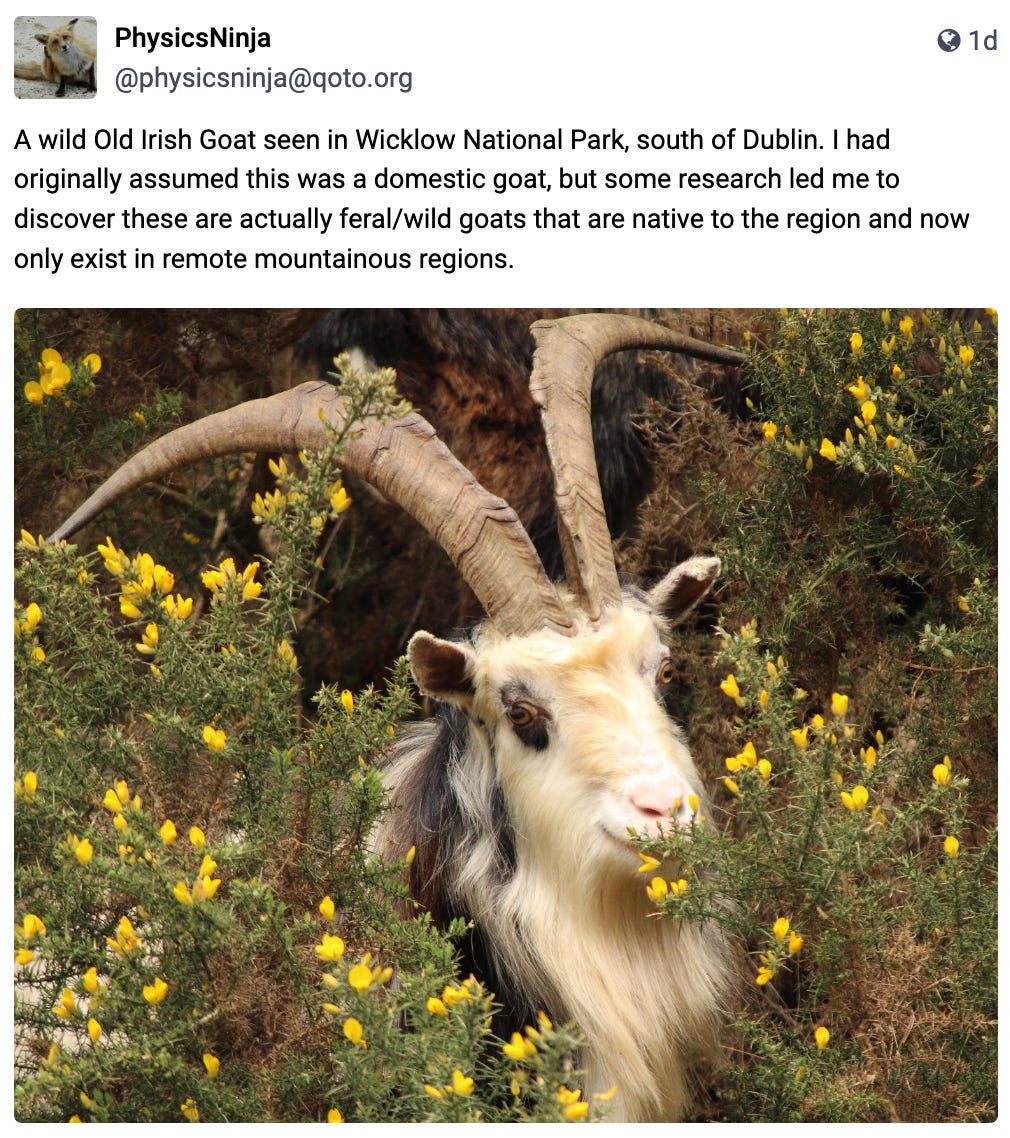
51 381 575 639
530 313 745 622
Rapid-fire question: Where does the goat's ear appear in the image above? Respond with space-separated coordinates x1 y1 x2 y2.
407 631 477 707
648 556 721 626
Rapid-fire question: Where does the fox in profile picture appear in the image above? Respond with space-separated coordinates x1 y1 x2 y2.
15 17 96 97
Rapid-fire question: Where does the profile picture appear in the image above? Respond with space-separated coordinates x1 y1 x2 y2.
14 15 96 99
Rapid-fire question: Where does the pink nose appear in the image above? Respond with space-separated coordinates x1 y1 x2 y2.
629 775 694 832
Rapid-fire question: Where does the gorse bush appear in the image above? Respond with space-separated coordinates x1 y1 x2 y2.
14 309 996 1122
13 362 604 1123
630 307 996 1122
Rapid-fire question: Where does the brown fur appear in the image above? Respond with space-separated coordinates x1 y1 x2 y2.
15 19 96 97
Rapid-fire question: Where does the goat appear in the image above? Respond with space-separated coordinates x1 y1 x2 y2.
51 313 741 1122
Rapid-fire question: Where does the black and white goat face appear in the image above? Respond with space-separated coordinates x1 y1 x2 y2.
406 557 719 884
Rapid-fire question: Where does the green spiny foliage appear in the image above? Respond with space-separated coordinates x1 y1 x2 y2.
15 309 997 1122
631 308 996 1122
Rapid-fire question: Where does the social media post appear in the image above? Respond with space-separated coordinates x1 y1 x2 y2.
5 4 1005 305
7 3 1002 1130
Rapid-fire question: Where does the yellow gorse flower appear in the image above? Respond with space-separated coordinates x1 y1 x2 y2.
143 976 169 1004
193 874 221 902
160 593 194 620
645 876 668 903
830 692 849 717
202 1053 220 1078
451 1069 475 1096
241 562 262 601
276 639 299 670
19 602 42 633
16 769 39 802
315 933 345 962
442 980 477 1007
54 987 77 1019
347 963 373 992
719 673 743 706
180 1098 199 1123
815 1026 830 1050
849 332 863 355
203 725 227 753
251 487 287 523
818 438 837 462
329 483 352 514
847 376 870 402
18 912 48 942
107 915 143 956
319 894 336 920
503 1031 538 1061
557 1086 588 1120
840 784 869 811
726 741 758 772
943 835 960 859
87 1017 102 1044
136 623 159 656
932 756 952 787
342 1017 366 1048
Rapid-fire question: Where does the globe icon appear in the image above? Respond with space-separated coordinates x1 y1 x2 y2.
937 29 961 52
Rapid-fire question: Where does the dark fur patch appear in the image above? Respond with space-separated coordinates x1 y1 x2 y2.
404 705 516 925
455 922 537 1041
391 703 534 1035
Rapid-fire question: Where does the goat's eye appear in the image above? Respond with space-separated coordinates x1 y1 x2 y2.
504 701 550 751
506 702 538 728
656 659 677 687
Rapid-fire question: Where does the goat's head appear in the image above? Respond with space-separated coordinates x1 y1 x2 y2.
407 559 719 884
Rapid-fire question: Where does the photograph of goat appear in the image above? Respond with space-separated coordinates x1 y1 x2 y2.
14 307 996 1122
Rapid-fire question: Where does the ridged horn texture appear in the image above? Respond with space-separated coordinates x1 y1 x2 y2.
50 380 574 639
529 313 744 623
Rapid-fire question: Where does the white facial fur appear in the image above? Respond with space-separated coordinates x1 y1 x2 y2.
469 604 704 882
